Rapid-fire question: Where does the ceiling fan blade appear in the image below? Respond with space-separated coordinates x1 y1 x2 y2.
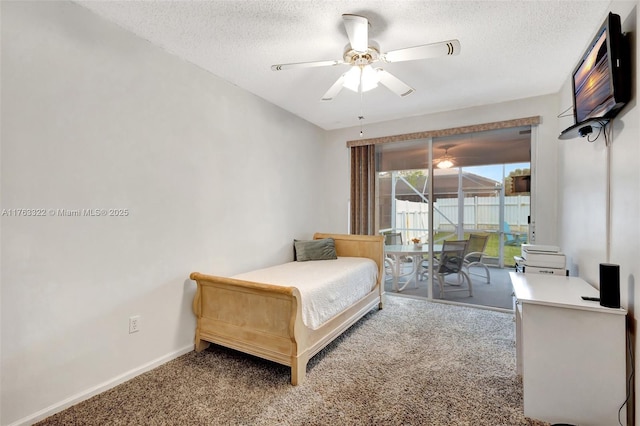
321 75 346 101
342 14 368 53
383 39 461 63
376 69 415 97
271 59 344 71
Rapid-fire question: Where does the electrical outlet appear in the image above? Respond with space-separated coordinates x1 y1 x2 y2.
129 315 141 334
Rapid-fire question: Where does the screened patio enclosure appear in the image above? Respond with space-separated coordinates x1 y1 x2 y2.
376 126 532 277
378 169 530 267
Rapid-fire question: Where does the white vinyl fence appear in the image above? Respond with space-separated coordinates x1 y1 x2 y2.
392 195 530 243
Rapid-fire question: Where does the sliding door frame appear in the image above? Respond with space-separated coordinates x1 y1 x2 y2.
348 116 539 301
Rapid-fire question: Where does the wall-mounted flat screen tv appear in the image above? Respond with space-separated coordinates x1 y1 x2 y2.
571 12 630 125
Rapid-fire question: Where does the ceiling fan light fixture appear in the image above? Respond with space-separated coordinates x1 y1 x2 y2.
437 159 454 169
343 67 361 92
436 146 455 169
343 65 379 93
360 65 379 91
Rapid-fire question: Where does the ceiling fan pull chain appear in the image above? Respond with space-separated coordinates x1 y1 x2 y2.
359 88 365 137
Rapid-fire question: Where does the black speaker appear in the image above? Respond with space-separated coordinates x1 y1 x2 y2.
599 263 620 308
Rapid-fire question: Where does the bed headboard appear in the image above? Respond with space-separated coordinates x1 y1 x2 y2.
313 233 384 286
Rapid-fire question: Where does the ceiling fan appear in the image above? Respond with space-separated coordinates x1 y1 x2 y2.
433 144 485 169
271 14 461 101
436 145 456 169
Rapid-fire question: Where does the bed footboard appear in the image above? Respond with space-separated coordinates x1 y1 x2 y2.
190 273 306 377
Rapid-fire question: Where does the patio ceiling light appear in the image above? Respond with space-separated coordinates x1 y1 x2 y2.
437 147 454 169
437 158 454 169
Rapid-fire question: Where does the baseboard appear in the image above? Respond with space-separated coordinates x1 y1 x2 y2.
9 344 194 426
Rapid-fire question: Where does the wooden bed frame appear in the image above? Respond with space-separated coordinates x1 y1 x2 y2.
189 232 384 385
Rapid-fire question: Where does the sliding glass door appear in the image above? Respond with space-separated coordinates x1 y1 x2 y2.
376 126 531 308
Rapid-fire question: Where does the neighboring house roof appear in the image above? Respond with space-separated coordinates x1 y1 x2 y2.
379 169 501 202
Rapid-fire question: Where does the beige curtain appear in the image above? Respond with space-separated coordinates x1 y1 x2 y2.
350 144 375 235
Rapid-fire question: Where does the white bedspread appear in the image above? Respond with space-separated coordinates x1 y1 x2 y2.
232 257 378 330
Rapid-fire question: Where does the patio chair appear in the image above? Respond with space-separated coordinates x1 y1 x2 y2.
503 222 527 246
383 232 406 280
384 232 403 246
429 240 473 298
463 234 491 284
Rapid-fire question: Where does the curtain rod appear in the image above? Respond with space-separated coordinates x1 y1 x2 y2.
346 116 541 148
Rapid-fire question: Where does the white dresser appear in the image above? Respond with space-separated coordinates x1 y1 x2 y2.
510 272 627 425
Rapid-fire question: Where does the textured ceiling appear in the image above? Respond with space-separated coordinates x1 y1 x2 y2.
75 0 613 130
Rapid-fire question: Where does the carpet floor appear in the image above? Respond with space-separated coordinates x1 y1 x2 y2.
38 296 549 425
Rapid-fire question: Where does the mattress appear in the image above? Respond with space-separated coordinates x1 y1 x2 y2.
232 257 378 330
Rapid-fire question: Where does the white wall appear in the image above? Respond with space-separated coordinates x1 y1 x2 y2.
323 94 561 245
0 2 328 424
557 2 639 424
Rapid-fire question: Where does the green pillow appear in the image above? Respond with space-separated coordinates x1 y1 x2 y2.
294 238 338 261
